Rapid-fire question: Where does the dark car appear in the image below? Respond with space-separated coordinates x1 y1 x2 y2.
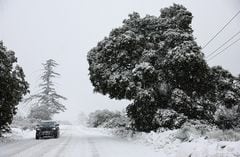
35 121 60 139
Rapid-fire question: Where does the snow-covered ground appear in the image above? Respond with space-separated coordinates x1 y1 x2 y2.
0 128 34 144
0 125 165 157
111 128 240 157
0 125 240 157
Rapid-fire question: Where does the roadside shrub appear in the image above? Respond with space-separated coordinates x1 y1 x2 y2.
214 105 240 130
154 109 187 129
112 127 136 138
88 109 125 128
101 115 129 128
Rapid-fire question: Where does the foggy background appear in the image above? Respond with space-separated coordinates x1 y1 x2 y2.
0 0 239 123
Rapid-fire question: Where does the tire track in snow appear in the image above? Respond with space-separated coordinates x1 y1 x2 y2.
88 138 100 157
0 138 48 157
10 138 65 157
42 133 73 157
24 129 70 157
0 128 68 157
54 134 73 156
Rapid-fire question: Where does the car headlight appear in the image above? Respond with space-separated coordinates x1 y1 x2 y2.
52 127 56 130
36 128 40 131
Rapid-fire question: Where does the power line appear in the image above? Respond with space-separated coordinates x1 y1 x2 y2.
202 9 240 50
206 30 240 58
207 36 240 61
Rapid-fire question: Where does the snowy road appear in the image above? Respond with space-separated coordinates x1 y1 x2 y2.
0 125 166 157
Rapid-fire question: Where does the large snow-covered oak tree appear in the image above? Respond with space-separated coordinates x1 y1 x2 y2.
0 41 29 136
25 59 67 120
88 4 210 100
87 4 240 131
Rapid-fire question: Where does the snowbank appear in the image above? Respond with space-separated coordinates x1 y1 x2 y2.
0 128 35 144
111 127 240 157
177 139 240 157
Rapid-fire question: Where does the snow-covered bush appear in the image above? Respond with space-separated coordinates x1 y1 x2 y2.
101 115 129 128
214 105 240 130
112 127 136 138
88 109 128 128
154 109 187 129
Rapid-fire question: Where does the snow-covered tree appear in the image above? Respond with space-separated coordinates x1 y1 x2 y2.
210 66 240 129
87 4 213 131
0 41 29 136
25 59 66 120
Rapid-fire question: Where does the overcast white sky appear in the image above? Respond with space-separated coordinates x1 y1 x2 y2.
0 0 239 122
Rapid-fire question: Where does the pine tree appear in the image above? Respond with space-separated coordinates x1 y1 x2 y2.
26 59 66 120
0 41 29 136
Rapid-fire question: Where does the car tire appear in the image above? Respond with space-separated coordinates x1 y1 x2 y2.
36 135 39 140
54 133 58 138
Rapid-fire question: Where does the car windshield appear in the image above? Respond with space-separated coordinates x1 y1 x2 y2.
39 122 55 127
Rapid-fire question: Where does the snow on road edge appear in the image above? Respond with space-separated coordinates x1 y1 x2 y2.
107 127 240 157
